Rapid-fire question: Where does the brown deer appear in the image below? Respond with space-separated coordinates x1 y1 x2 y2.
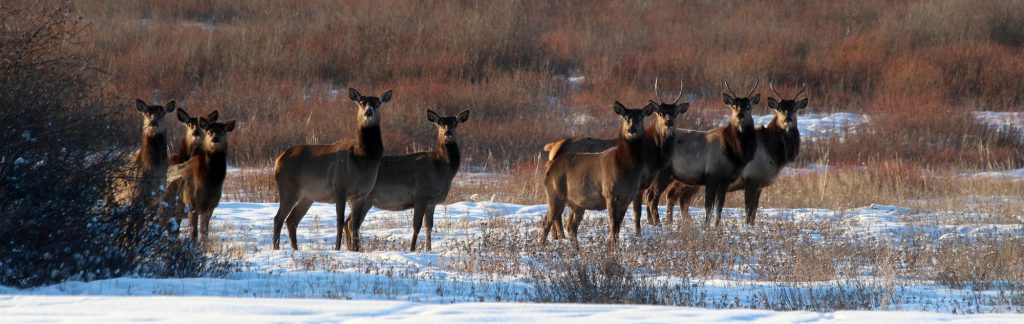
540 101 655 248
671 83 806 225
667 80 760 227
272 88 393 251
170 108 219 165
353 109 469 252
165 117 236 243
542 78 687 236
108 99 177 239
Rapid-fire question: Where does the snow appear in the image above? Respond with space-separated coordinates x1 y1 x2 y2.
1 296 1020 324
974 111 1024 139
752 112 869 142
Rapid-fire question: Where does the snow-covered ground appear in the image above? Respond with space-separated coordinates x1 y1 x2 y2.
3 200 1023 320
3 295 1021 323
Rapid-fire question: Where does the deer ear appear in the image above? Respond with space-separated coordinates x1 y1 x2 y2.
457 109 470 123
348 88 362 102
767 97 781 110
722 94 734 106
678 102 690 114
135 99 148 112
225 120 236 132
750 93 761 106
796 97 809 110
176 108 190 123
207 110 219 121
198 117 209 130
164 100 176 112
380 90 393 103
426 109 440 123
642 103 656 116
613 101 626 116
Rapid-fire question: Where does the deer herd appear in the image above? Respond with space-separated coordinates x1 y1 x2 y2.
109 78 808 252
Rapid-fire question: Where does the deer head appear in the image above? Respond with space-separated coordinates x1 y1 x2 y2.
722 79 760 129
198 117 236 153
649 77 690 129
176 108 219 147
767 82 808 131
614 101 655 141
348 88 393 127
426 109 470 145
135 99 176 136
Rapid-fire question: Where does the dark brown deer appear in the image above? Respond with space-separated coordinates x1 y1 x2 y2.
542 78 687 236
353 109 469 252
671 83 807 225
667 80 760 227
170 108 219 165
108 99 176 208
108 99 176 239
272 88 392 251
165 117 236 243
540 101 655 248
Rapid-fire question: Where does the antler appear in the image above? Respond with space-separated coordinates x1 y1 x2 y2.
673 79 685 104
746 78 760 98
724 81 737 98
793 83 807 99
769 82 783 99
654 76 664 102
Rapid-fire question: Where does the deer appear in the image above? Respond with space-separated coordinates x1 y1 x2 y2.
540 101 655 248
165 117 236 243
667 80 760 227
272 88 393 251
542 78 687 236
353 109 470 252
170 108 219 165
670 83 807 225
107 99 176 238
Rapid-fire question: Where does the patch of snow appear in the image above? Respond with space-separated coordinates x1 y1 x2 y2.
751 112 869 141
962 168 1024 180
1 295 1020 323
974 111 1024 139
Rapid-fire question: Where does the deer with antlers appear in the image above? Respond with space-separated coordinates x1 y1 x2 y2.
272 88 392 251
540 101 655 248
542 79 687 236
670 83 807 225
666 80 760 227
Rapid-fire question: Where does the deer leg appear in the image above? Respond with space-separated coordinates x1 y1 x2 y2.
424 205 435 252
285 199 313 250
541 195 566 245
631 194 643 237
744 184 762 225
199 209 213 245
714 185 728 227
645 185 662 226
607 199 623 247
188 209 200 241
703 182 718 227
568 207 584 250
273 190 299 250
677 185 700 227
346 199 370 252
335 199 347 251
410 204 426 252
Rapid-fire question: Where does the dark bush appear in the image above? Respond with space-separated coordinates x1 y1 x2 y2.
0 1 225 288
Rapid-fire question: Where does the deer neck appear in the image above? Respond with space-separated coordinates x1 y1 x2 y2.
614 132 645 169
196 148 228 186
354 124 384 158
766 116 801 164
431 139 461 174
644 124 673 168
138 132 168 171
